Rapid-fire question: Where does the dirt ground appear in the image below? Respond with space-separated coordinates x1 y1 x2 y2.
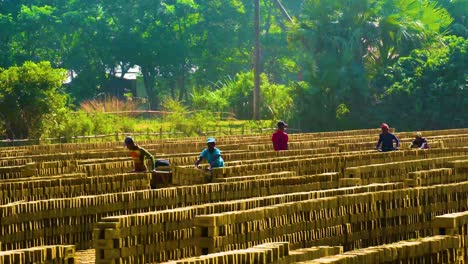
75 249 95 264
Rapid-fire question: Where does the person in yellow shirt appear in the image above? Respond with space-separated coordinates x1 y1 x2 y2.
124 136 156 172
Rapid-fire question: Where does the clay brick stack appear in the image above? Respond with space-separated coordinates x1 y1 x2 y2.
302 235 461 263
93 184 401 263
433 210 468 260
0 127 467 263
157 242 343 264
0 245 75 264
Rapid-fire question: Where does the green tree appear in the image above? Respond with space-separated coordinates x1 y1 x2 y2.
0 61 70 139
1 4 65 66
376 36 467 130
368 0 453 79
436 0 468 37
192 71 294 120
59 1 112 102
288 0 374 130
288 0 453 131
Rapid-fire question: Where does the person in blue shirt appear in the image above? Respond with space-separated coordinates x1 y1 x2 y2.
195 137 225 169
376 123 400 152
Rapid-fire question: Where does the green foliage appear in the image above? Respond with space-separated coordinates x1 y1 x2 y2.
288 0 455 131
0 61 69 139
191 71 294 121
162 98 216 136
436 0 468 37
57 111 138 141
51 111 272 142
0 0 465 134
375 36 468 130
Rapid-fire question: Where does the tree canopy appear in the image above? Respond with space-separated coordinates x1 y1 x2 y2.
0 61 69 139
0 0 466 138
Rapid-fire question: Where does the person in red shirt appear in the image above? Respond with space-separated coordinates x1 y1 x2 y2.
272 121 289 151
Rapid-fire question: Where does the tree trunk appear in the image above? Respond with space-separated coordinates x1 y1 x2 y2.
178 74 186 102
141 66 159 110
253 0 261 120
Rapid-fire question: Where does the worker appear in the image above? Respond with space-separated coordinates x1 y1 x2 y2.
410 132 430 149
195 137 225 170
272 121 289 151
124 136 156 172
375 123 400 152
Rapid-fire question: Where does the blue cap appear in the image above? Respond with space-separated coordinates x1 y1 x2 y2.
124 136 134 145
206 137 216 143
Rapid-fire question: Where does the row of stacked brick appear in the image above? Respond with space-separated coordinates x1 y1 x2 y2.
0 172 400 251
173 148 468 185
0 158 32 167
191 182 468 255
0 132 464 180
0 147 338 178
338 140 445 152
344 156 467 185
302 235 461 263
3 127 464 159
4 144 463 187
0 127 396 154
0 245 75 264
0 172 151 205
93 181 468 263
433 211 468 260
404 161 468 187
159 236 462 264
158 242 343 264
0 146 342 182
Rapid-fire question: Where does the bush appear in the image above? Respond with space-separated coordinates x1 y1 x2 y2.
0 61 69 139
191 71 294 121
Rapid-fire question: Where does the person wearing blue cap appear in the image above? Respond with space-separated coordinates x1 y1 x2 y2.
124 136 157 172
195 137 225 169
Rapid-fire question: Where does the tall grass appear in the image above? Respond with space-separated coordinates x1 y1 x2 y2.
80 95 139 112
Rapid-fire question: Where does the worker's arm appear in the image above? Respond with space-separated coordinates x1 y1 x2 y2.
195 157 203 168
375 135 382 149
195 149 206 168
140 147 156 170
272 133 277 151
420 138 428 149
393 134 400 148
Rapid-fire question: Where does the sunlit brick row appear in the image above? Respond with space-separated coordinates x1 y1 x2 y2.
0 172 151 205
345 156 467 185
0 245 75 264
1 128 466 157
173 149 468 185
338 140 446 152
93 183 402 263
193 181 468 254
433 210 468 260
405 168 457 187
302 235 461 264
0 158 31 167
0 170 400 251
157 242 343 264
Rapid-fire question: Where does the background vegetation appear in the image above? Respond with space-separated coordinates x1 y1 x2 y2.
0 0 466 140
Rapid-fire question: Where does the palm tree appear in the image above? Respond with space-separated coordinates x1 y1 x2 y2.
366 0 453 72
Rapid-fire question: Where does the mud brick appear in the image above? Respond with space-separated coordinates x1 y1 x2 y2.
95 259 121 264
434 216 458 229
104 229 121 240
